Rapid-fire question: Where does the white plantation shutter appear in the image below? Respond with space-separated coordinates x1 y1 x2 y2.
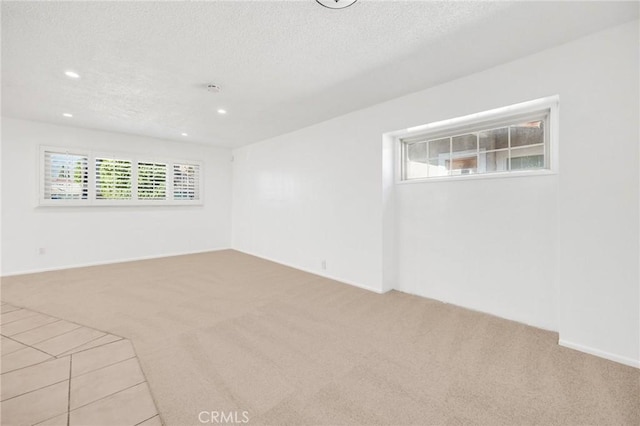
95 158 132 200
173 163 200 200
138 162 167 200
43 151 89 200
40 146 203 206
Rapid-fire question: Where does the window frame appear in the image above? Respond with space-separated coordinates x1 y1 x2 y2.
395 96 559 184
39 146 203 207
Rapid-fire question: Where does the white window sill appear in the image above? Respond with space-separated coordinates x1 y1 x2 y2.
37 200 204 207
396 168 557 185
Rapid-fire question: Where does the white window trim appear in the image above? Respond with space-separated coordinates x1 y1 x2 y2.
38 145 204 207
394 95 559 184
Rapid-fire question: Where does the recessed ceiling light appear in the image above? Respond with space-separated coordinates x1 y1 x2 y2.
63 113 73 117
181 133 188 137
64 71 80 79
217 109 227 115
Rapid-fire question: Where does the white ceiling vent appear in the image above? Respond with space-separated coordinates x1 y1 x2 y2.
207 84 221 93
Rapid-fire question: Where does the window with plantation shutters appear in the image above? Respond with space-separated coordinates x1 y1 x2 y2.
173 163 200 200
95 158 132 200
138 162 167 200
40 146 203 206
43 151 89 201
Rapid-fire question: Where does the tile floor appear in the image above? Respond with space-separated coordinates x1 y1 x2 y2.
1 302 162 426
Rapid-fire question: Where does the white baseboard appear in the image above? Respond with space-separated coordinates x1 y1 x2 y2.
559 339 639 369
233 249 387 294
0 247 231 277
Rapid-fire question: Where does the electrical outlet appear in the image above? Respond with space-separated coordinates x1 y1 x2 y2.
321 260 326 270
37 247 46 255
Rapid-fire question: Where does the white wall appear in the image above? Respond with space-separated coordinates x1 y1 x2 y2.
1 118 232 275
232 21 639 367
231 114 384 292
554 22 639 367
394 175 558 331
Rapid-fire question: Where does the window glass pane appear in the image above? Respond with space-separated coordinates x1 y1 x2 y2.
427 158 449 177
44 152 88 200
510 120 544 147
479 127 508 150
405 142 428 179
452 134 477 153
510 145 544 170
95 158 132 200
482 150 508 173
406 142 427 162
428 138 450 158
449 154 477 175
138 162 167 200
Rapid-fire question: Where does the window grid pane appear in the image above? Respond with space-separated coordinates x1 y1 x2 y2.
482 149 509 173
479 127 508 151
510 120 544 148
509 144 545 171
405 142 428 180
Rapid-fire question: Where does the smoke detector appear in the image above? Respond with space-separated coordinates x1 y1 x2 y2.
207 84 221 93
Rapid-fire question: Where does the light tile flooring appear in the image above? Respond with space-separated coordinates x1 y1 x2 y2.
1 302 162 426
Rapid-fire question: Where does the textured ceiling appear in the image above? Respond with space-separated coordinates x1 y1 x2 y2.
2 1 638 148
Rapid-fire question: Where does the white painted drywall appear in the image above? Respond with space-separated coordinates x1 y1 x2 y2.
553 22 639 368
394 175 558 331
232 21 639 366
231 113 385 293
1 118 232 275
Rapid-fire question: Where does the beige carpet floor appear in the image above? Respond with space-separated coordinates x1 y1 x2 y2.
1 250 638 425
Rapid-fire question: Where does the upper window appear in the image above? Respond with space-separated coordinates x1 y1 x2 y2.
40 147 202 206
399 96 558 181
